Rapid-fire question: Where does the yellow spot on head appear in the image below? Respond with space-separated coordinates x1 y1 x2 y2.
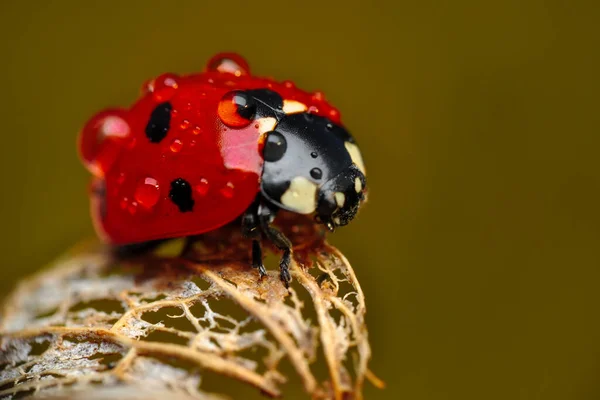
354 177 363 193
282 100 308 114
280 176 318 214
334 192 346 208
344 141 366 175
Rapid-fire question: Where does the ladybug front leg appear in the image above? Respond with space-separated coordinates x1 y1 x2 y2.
257 202 293 288
241 204 267 278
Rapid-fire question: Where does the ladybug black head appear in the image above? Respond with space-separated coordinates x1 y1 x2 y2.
259 112 367 230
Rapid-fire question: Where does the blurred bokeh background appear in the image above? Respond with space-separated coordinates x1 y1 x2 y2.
1 0 599 398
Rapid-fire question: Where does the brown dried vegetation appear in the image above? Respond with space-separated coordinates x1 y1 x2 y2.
0 215 382 399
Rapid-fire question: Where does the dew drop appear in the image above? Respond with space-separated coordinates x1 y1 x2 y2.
127 201 138 215
310 151 318 158
206 53 250 77
179 119 190 130
192 126 202 135
310 167 323 180
312 91 325 102
170 139 183 153
220 182 235 198
142 79 154 94
134 177 160 209
283 80 295 89
152 73 179 101
307 105 319 114
79 110 130 177
194 178 210 196
328 108 340 119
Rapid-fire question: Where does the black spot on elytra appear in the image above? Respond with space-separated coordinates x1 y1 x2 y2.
145 102 172 143
169 178 194 212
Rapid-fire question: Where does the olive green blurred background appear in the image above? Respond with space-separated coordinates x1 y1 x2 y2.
1 0 599 398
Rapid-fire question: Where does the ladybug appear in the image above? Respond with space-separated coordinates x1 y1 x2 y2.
78 53 367 285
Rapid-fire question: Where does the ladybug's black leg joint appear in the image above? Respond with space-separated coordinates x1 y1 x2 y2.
241 204 266 278
257 202 293 287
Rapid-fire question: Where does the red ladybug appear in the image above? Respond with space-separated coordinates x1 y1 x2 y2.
78 53 367 285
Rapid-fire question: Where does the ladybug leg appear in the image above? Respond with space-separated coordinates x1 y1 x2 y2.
241 205 267 278
251 239 266 277
257 202 293 287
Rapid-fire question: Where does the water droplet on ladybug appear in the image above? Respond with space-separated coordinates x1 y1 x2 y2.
206 53 250 77
310 167 323 180
134 177 161 209
312 91 325 102
308 105 319 114
141 79 154 94
328 108 340 120
220 182 235 198
283 80 295 89
192 126 202 135
179 119 190 130
263 131 287 162
218 91 256 128
79 109 130 177
170 138 183 153
311 151 318 158
152 73 179 101
127 201 138 215
119 197 128 210
195 178 209 196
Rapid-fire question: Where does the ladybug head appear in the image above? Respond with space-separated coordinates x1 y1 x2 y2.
258 110 367 231
213 69 367 231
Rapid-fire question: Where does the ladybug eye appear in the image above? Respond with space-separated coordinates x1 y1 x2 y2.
217 90 256 128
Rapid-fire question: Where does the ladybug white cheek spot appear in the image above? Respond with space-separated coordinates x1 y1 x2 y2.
282 100 307 114
256 117 277 135
280 176 318 214
354 177 363 193
334 192 346 208
344 141 366 175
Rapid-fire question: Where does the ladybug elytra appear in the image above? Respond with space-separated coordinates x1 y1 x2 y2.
78 53 367 285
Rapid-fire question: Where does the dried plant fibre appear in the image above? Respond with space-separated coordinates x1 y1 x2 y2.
0 215 383 399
